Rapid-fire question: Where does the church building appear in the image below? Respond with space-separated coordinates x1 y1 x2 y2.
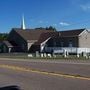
1 16 90 54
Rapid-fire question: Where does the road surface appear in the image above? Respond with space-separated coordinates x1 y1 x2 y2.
0 58 90 90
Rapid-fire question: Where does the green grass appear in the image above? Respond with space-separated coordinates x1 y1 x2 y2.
0 53 90 60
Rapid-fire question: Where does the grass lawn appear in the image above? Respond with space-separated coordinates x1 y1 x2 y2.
0 53 90 60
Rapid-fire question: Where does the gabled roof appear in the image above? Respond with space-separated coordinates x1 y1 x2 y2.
3 41 13 47
35 32 59 44
12 28 57 44
59 28 85 37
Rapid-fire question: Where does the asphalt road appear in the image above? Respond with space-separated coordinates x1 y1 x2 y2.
0 58 90 90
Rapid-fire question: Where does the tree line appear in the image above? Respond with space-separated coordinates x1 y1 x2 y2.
35 26 57 31
0 33 8 41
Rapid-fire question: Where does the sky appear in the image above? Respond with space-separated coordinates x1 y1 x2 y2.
1 0 90 32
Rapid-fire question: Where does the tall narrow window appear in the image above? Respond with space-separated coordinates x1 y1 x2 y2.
69 41 73 47
54 42 57 47
61 42 64 47
22 44 25 50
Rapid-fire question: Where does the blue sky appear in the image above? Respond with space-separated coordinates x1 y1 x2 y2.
0 0 90 32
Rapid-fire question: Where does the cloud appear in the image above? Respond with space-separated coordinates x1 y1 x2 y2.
80 4 90 11
59 22 70 26
53 24 57 26
39 20 43 23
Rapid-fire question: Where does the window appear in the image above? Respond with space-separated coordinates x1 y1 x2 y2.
68 41 73 47
54 42 57 47
61 42 64 47
22 44 25 50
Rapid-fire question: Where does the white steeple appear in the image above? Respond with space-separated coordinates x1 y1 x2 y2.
21 15 26 30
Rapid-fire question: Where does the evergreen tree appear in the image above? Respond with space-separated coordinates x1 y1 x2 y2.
46 26 57 31
0 33 8 41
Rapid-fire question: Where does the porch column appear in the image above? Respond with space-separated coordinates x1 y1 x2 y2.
64 50 67 58
9 48 11 53
27 43 33 51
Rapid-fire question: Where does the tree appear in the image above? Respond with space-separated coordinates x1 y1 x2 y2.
0 33 8 41
35 26 57 31
46 26 57 31
35 27 45 30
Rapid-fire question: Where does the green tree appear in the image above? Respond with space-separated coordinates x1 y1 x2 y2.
46 26 57 31
35 26 57 31
0 33 8 41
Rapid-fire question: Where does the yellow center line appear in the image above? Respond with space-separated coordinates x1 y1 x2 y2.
0 64 90 81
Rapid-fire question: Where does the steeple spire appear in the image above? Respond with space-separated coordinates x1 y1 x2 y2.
21 14 26 30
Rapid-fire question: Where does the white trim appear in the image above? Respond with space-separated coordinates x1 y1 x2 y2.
41 37 51 46
78 29 88 36
40 37 51 52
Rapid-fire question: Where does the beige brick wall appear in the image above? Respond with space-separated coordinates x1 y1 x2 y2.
78 31 90 48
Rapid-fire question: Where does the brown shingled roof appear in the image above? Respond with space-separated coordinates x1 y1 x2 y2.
3 41 13 47
12 28 56 43
36 32 59 44
60 28 85 37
